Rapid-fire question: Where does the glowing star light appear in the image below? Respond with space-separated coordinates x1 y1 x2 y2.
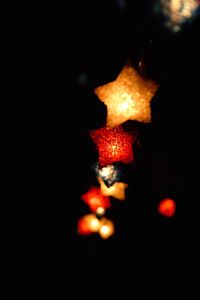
95 64 158 128
158 198 176 217
99 218 115 239
97 177 128 201
77 214 101 235
90 126 134 167
81 186 111 213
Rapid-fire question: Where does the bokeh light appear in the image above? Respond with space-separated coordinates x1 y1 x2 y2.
81 186 111 212
158 198 176 217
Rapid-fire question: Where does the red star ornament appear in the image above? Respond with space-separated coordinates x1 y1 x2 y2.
90 126 134 167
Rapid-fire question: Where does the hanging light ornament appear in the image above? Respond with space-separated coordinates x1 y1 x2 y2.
97 177 128 201
90 125 135 167
81 186 111 213
94 64 158 128
92 163 120 187
77 214 101 235
158 198 176 217
98 218 115 239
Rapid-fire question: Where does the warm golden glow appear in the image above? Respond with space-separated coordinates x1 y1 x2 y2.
99 218 115 239
97 177 128 201
159 0 199 32
169 0 198 20
85 214 101 233
96 206 105 216
95 64 158 128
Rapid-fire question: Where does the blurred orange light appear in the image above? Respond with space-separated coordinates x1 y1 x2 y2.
99 218 115 239
97 177 128 201
158 198 176 217
96 206 105 216
81 186 111 212
77 214 101 235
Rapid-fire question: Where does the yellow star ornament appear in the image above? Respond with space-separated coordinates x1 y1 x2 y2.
95 64 158 128
97 177 128 201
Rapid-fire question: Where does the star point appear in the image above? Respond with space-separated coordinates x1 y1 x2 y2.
97 177 128 201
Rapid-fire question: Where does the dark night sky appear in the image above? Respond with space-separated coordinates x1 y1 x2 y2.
32 0 200 274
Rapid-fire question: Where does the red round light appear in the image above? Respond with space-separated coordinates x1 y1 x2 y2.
158 198 176 217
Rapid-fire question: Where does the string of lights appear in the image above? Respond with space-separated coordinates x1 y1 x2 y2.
77 62 172 239
75 0 199 239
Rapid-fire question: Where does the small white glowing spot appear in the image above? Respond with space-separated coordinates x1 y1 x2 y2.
96 207 105 216
101 225 109 234
89 218 101 232
99 218 115 239
100 166 113 177
94 163 118 187
117 96 133 112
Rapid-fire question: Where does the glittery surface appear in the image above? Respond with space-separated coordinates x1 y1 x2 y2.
90 126 135 167
95 65 158 128
93 163 120 187
97 177 128 201
81 186 111 212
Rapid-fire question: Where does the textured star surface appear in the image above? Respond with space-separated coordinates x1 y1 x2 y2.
90 126 135 167
95 64 158 128
97 177 128 201
92 163 120 187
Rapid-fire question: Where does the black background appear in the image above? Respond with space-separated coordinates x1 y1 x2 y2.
31 0 200 276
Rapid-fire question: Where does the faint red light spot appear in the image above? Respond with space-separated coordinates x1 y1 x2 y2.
158 198 176 217
77 217 93 235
